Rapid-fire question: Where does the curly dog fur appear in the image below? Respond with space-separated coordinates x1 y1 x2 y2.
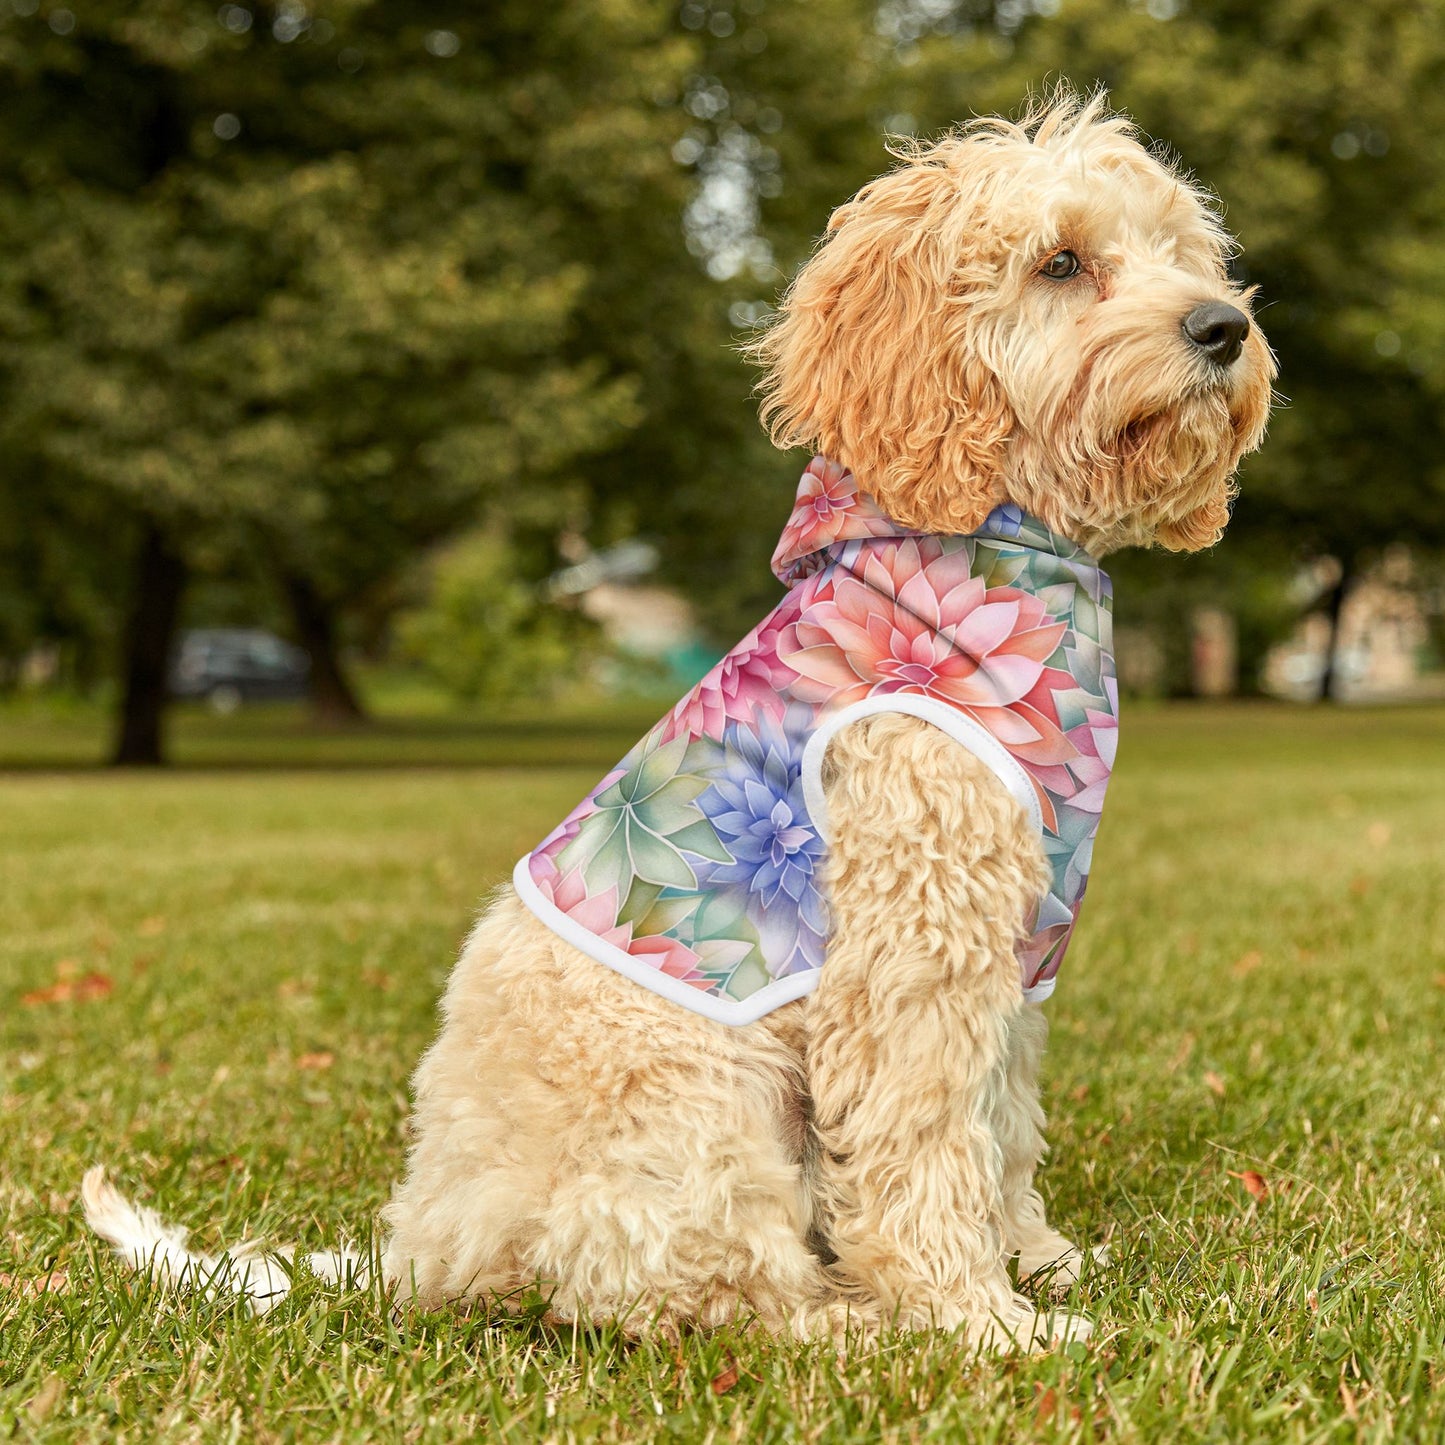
85 89 1274 1351
383 91 1273 1348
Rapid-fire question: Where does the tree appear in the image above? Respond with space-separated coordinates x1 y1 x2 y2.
18 0 1438 730
502 0 890 642
0 1 697 759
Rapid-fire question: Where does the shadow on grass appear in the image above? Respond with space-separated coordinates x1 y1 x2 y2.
0 700 669 774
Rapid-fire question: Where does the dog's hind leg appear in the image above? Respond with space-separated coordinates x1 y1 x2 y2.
804 714 1091 1350
383 894 833 1337
517 995 834 1339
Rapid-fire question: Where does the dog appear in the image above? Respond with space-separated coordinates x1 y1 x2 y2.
85 90 1273 1351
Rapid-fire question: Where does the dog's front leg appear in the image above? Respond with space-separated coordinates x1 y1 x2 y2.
806 713 1089 1349
994 1003 1102 1289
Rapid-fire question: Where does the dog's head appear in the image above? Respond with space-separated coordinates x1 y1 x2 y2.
751 90 1275 554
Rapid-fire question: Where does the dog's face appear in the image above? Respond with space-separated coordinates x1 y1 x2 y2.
753 94 1275 554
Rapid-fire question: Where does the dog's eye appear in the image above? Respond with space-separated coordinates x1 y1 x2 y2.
1040 250 1081 280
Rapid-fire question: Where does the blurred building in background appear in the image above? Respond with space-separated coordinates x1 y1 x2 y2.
548 540 718 690
1262 549 1442 702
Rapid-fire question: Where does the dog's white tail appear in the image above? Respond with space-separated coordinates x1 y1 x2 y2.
81 1166 367 1315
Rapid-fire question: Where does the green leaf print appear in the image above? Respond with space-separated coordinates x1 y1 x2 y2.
557 727 733 896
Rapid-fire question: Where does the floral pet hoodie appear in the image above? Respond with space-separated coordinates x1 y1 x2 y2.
514 456 1119 1026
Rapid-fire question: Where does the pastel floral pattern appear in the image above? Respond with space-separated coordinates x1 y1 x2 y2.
772 455 898 584
541 865 740 988
695 708 828 978
660 605 801 745
778 540 1080 827
521 457 1117 1016
554 732 732 900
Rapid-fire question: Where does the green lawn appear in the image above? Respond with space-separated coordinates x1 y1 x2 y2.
2 703 1443 1442
0 689 668 771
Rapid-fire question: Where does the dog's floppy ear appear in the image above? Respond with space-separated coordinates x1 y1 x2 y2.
749 147 1013 534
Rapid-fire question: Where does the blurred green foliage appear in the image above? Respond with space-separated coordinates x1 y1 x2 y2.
395 531 595 705
2 0 1444 745
0 2 682 663
0 0 888 749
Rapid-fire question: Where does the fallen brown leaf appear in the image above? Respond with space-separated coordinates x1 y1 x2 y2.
361 969 394 992
1339 1379 1358 1420
1349 875 1372 898
1204 1070 1227 1098
21 983 68 1006
1034 1385 1058 1425
711 1357 740 1396
1167 1033 1196 1073
1228 1169 1268 1201
1232 950 1263 977
295 1051 334 1071
21 972 113 1007
1433 973 1445 990
0 1268 70 1299
1070 1083 1090 1103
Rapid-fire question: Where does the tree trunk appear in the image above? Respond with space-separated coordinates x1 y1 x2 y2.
281 571 366 725
1317 555 1355 703
112 524 187 766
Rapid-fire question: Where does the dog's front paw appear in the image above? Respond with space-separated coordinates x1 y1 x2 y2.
1032 1307 1093 1349
972 1295 1093 1353
1018 1240 1110 1294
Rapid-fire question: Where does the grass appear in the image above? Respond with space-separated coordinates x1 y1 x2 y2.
0 685 668 771
2 700 1443 1442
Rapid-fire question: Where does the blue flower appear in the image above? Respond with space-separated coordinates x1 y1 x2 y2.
986 500 1026 537
696 710 828 976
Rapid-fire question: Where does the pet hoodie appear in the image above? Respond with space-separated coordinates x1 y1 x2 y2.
514 456 1118 1026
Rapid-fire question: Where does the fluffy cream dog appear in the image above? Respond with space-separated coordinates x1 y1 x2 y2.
86 91 1273 1351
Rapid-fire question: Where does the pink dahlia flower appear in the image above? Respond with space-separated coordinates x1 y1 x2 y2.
1015 889 1078 991
1017 918 1074 991
660 606 800 745
541 868 723 992
539 867 633 949
779 538 1080 780
1065 705 1117 814
771 457 896 582
626 932 711 988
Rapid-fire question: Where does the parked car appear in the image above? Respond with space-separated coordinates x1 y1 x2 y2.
169 629 310 712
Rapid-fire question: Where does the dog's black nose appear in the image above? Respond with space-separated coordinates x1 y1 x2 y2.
1182 302 1250 367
